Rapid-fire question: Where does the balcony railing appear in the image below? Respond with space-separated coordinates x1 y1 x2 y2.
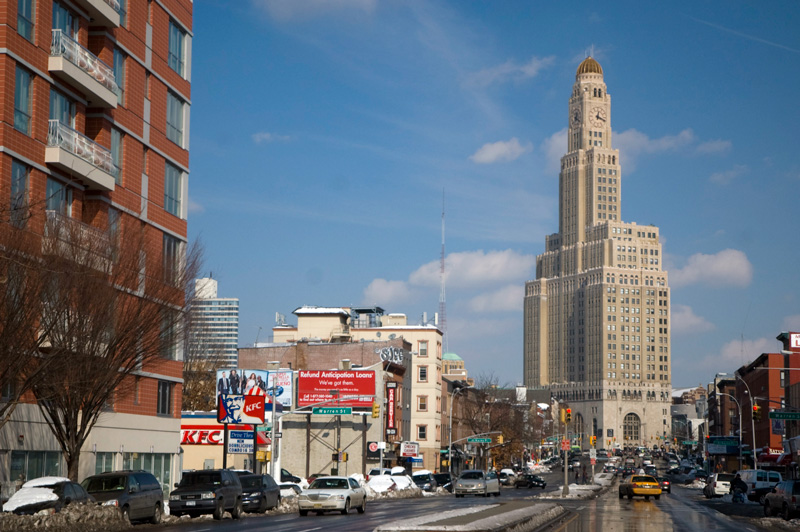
44 210 112 271
48 120 118 178
51 30 118 95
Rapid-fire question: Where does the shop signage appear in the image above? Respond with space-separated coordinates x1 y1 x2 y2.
227 430 253 454
180 429 222 445
400 441 419 458
297 370 375 407
217 394 265 424
387 385 396 430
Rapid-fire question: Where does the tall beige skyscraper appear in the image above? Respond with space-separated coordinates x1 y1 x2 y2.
523 58 672 449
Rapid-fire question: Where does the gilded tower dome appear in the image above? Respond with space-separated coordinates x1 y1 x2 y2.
576 56 603 77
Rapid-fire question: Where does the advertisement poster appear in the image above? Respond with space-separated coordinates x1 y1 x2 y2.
297 370 375 407
216 369 269 404
266 370 294 408
217 394 265 424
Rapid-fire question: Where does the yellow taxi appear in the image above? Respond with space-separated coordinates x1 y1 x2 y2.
618 475 662 500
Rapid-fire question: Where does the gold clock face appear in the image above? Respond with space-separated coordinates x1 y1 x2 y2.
571 108 581 127
590 107 607 127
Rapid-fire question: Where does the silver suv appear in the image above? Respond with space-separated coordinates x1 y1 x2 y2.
81 470 163 524
764 480 800 520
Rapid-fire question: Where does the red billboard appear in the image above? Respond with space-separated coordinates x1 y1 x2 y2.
297 370 375 407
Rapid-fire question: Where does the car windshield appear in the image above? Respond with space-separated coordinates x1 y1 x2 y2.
179 472 221 487
717 474 735 482
309 478 348 490
433 474 450 482
82 476 125 493
460 472 484 480
240 476 261 489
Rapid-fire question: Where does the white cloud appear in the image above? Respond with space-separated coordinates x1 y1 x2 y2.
542 128 567 173
252 131 291 144
465 55 556 87
469 138 532 164
187 198 205 214
409 249 536 288
614 128 696 172
670 249 753 288
671 304 715 335
361 279 416 307
696 139 732 154
252 0 376 20
710 164 747 185
691 337 777 377
783 315 800 332
468 284 523 312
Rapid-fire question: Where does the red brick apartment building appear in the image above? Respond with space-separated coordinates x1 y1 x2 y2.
0 0 192 496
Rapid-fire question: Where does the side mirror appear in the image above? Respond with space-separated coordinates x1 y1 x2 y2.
223 480 231 486
129 485 138 494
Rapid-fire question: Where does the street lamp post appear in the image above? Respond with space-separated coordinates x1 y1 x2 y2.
736 374 758 473
448 385 472 477
716 392 742 471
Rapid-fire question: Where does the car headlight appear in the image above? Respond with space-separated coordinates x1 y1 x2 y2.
456 482 464 488
169 494 180 501
423 483 431 489
334 494 346 500
102 499 119 507
201 492 216 499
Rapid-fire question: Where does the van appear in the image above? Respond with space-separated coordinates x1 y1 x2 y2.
737 469 782 503
81 470 164 524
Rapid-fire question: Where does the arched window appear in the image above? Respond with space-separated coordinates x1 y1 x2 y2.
624 413 641 442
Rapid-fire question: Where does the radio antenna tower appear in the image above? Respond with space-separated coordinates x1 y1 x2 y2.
439 190 448 353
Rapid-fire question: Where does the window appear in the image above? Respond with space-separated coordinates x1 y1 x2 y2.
1 379 15 400
162 233 181 284
118 0 127 27
94 452 115 474
418 366 428 382
168 20 185 76
164 162 181 216
50 88 75 126
18 0 35 41
166 92 183 145
419 341 428 357
11 161 29 227
111 128 123 184
11 451 62 482
157 381 172 415
417 396 427 411
14 66 32 134
46 178 71 215
417 425 427 440
52 1 77 38
113 48 126 105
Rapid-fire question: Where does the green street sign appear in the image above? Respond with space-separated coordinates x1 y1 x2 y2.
467 437 492 443
255 425 272 432
312 407 352 415
769 412 800 420
682 440 698 445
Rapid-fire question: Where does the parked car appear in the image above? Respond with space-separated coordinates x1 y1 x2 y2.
454 470 501 498
764 479 800 520
280 468 302 484
739 469 782 503
411 471 438 492
81 470 163 523
298 476 366 516
514 474 546 489
3 476 94 515
280 483 302 497
366 468 392 481
433 472 453 492
703 473 734 498
169 469 243 520
498 471 514 486
658 477 671 494
644 466 658 478
237 473 280 513
618 475 662 501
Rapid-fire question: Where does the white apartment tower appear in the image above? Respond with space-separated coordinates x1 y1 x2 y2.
192 278 240 368
523 58 672 449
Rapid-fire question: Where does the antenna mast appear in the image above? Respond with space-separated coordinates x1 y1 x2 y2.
439 190 448 353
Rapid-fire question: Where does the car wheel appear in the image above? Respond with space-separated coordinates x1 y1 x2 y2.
619 491 624 499
645 495 649 501
784 504 792 521
150 502 162 525
764 502 772 517
655 495 660 500
628 494 633 500
212 500 224 520
357 498 366 514
760 493 768 506
231 498 243 520
340 498 350 515
494 489 501 497
121 506 130 524
299 509 309 516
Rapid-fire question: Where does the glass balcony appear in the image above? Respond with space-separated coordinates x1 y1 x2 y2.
49 30 118 108
46 120 117 191
73 0 120 27
43 210 113 272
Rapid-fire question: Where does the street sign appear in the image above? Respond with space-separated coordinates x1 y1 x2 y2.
561 440 570 451
769 412 800 420
312 407 352 415
255 425 272 432
682 440 698 445
589 449 597 459
590 458 596 465
467 437 492 443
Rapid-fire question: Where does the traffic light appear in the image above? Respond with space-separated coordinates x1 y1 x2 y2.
371 401 380 418
342 452 348 462
565 408 572 423
591 436 596 447
497 435 504 444
753 405 761 421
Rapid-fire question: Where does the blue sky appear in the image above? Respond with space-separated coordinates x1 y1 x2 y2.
188 1 800 388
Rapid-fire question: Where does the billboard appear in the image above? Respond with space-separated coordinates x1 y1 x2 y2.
297 370 375 408
217 394 265 424
386 383 397 431
266 370 294 408
216 369 293 407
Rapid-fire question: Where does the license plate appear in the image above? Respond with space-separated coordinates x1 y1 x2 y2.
314 504 322 508
186 501 195 506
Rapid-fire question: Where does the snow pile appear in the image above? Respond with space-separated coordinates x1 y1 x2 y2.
538 483 603 500
279 485 301 499
2 487 59 513
593 473 615 487
365 475 422 500
0 502 126 532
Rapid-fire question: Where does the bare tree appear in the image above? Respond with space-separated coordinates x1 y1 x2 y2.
182 305 229 411
29 214 201 480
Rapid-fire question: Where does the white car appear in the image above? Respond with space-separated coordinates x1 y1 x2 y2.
298 476 366 516
454 470 501 498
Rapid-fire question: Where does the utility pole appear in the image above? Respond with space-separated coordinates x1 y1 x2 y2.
562 407 570 496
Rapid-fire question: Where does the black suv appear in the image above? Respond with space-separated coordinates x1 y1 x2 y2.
169 469 243 520
81 470 163 524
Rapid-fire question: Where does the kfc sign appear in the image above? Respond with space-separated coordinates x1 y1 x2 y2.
297 370 375 407
181 429 223 445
